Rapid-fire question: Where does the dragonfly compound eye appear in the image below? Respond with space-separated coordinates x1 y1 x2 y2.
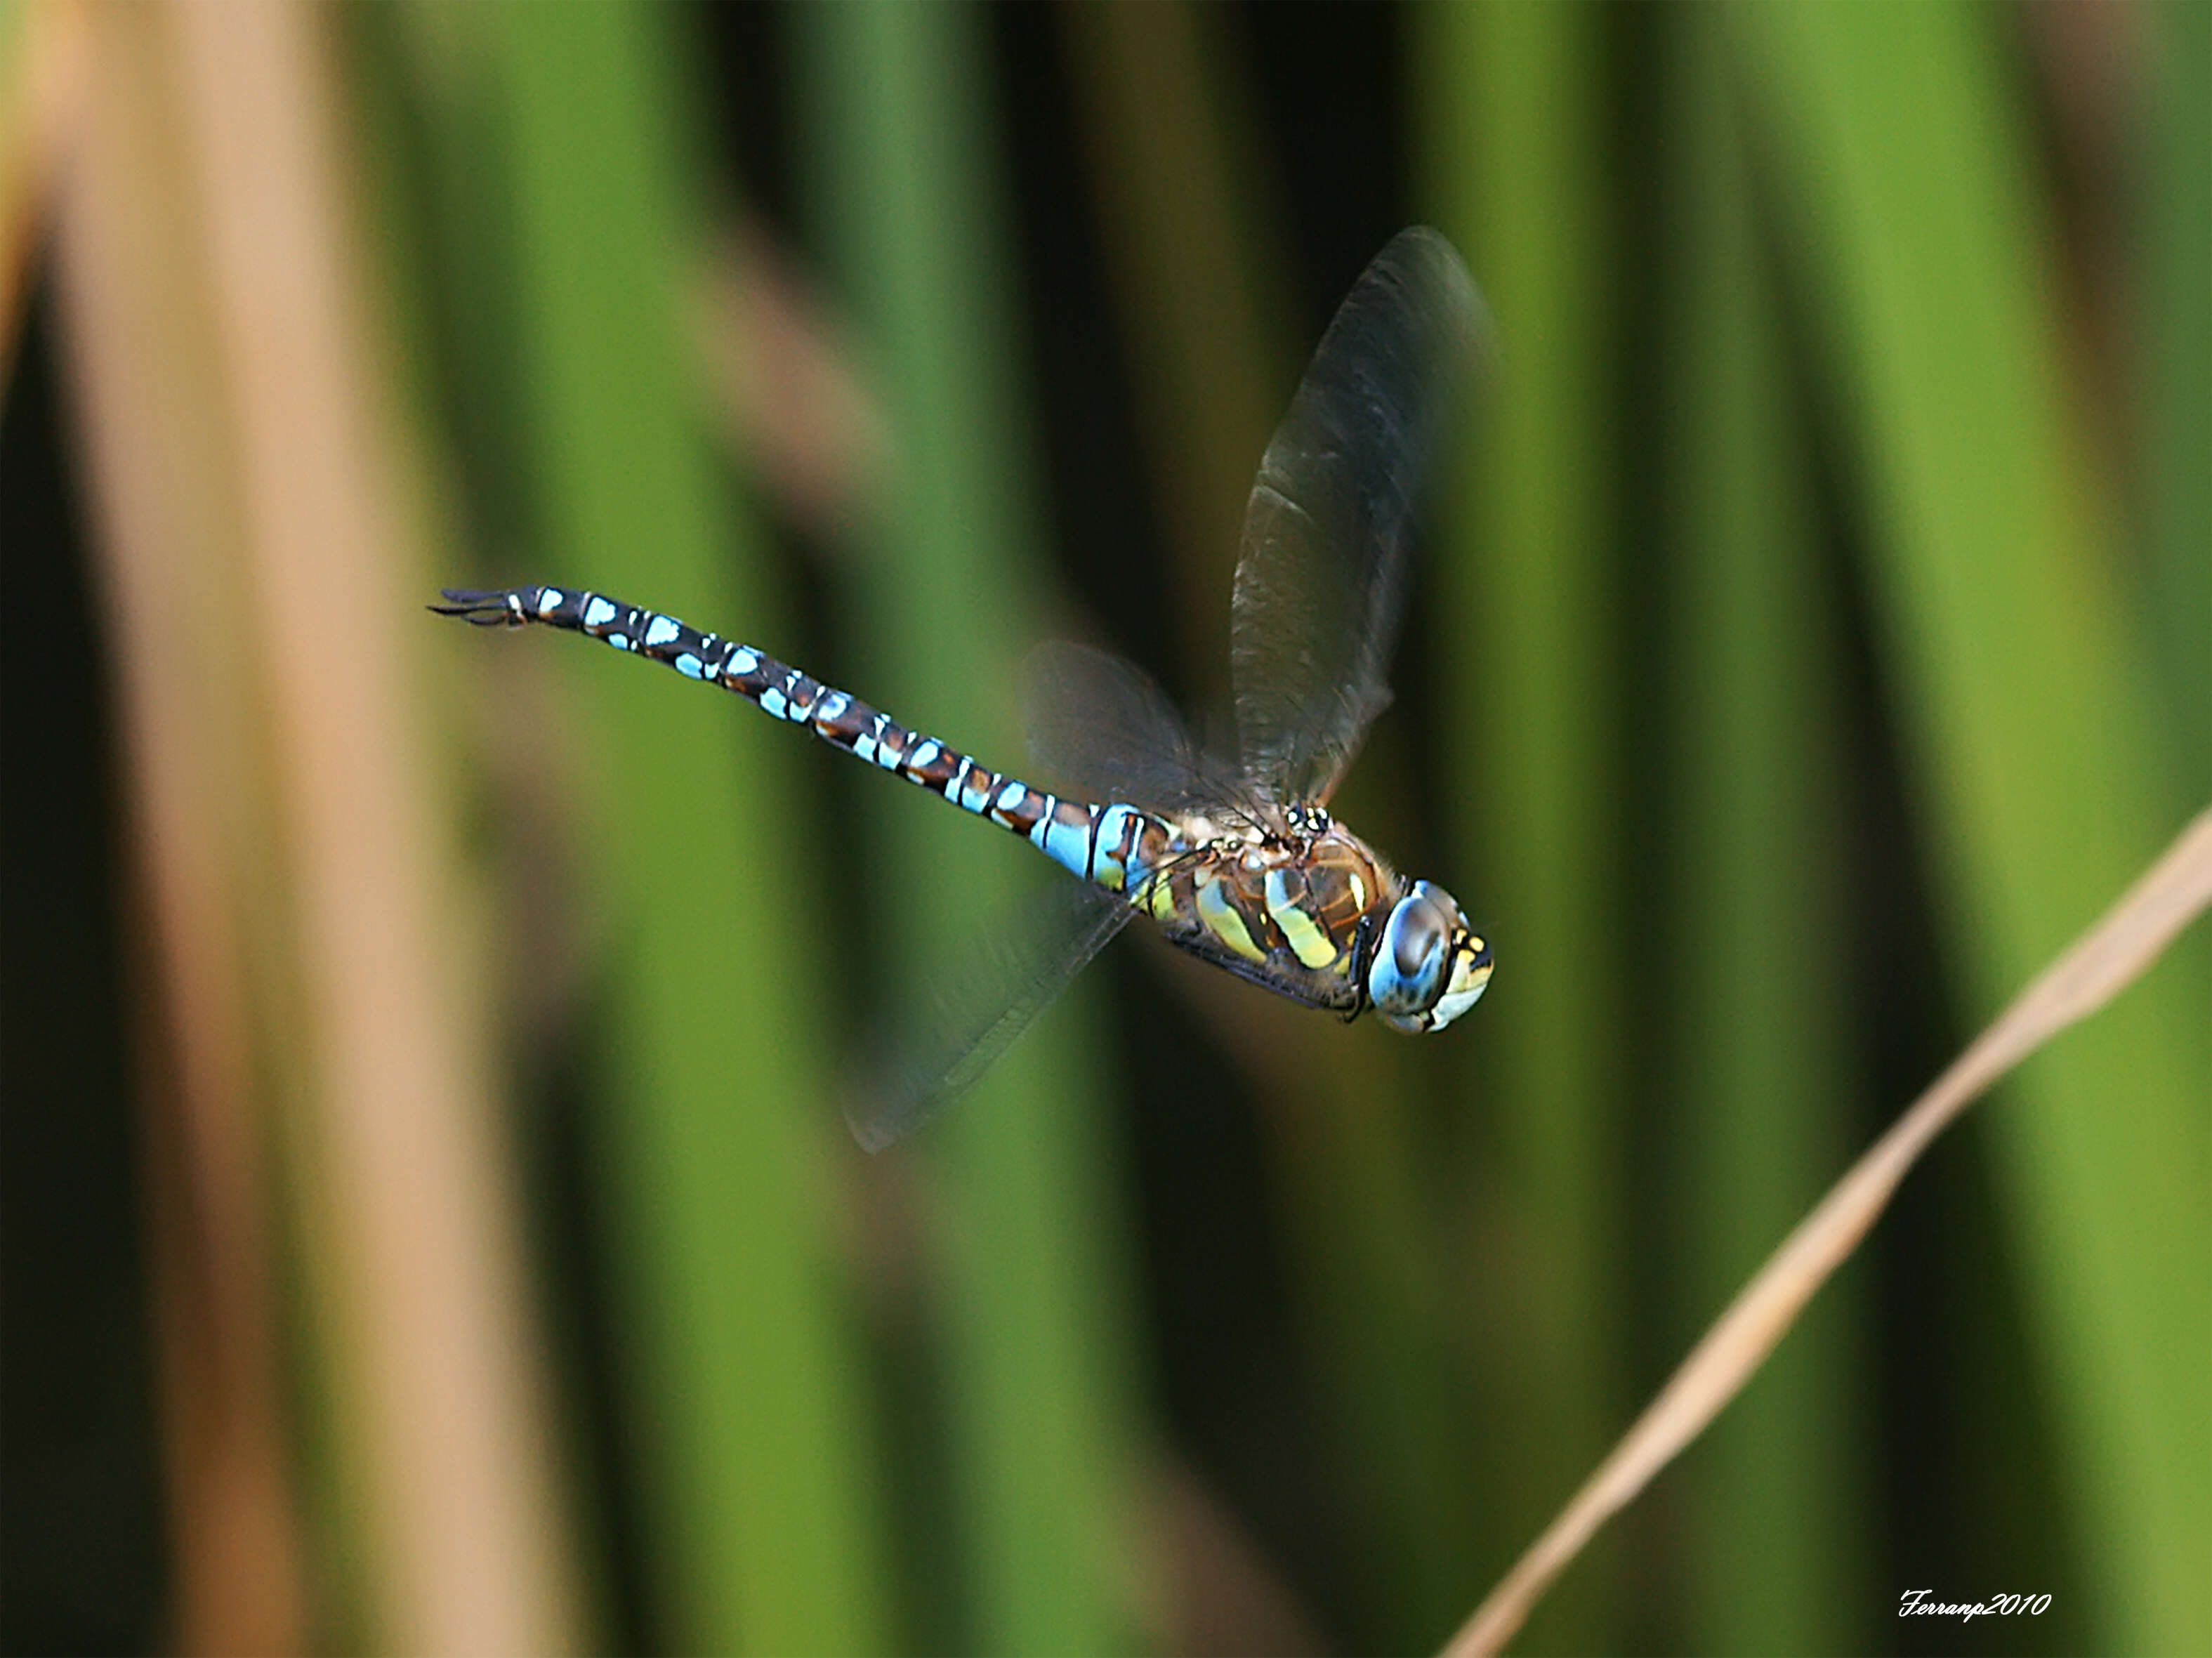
1369 891 1450 1022
1371 880 1493 1032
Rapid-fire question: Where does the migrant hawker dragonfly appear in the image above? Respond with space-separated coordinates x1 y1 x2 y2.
437 226 1492 1148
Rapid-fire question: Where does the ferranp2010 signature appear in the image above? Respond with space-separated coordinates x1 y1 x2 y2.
1899 1590 2053 1621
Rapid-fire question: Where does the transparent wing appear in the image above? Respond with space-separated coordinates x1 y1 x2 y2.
1022 640 1252 815
1232 226 1484 805
845 879 1135 1152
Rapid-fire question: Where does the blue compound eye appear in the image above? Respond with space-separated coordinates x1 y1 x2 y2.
1369 893 1449 1018
1370 881 1493 1034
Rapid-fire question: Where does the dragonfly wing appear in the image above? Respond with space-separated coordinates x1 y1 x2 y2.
1022 640 1251 816
846 878 1135 1152
1232 227 1485 805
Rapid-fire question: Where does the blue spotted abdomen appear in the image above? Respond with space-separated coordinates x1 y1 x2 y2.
433 584 1180 897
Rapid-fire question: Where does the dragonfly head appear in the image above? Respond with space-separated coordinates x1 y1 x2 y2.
1367 879 1493 1034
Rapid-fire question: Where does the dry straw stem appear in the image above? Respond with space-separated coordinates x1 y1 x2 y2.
154 3 583 1648
692 220 890 542
1444 802 2212 1658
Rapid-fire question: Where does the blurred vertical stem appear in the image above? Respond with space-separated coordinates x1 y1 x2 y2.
790 6 1142 1654
155 1 588 1650
0 0 25 315
1733 6 2212 1650
1062 8 1479 1643
4 0 93 379
1666 11 1869 1651
1054 0 1284 689
2142 0 2212 794
1418 4 1625 1650
56 8 310 1646
487 6 888 1652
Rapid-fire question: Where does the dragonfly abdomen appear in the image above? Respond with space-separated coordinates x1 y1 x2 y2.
433 585 1183 893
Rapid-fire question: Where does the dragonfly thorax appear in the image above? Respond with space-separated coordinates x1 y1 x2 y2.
1143 815 1387 992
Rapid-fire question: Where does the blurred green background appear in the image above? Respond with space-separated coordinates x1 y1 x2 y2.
3 3 2205 1654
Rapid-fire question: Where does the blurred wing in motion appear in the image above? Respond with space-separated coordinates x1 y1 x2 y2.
1232 225 1484 805
846 877 1135 1152
1023 639 1252 816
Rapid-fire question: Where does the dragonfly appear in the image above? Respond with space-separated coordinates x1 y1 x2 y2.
437 225 1492 1150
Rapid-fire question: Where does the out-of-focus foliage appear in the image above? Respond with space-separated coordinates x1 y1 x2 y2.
3 4 2204 1656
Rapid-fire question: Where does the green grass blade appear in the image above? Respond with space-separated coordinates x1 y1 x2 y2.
1665 13 1871 1651
790 6 1142 1653
1733 6 2212 1648
2143 0 2212 795
487 6 888 1651
1416 4 1626 1650
1054 0 1285 687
